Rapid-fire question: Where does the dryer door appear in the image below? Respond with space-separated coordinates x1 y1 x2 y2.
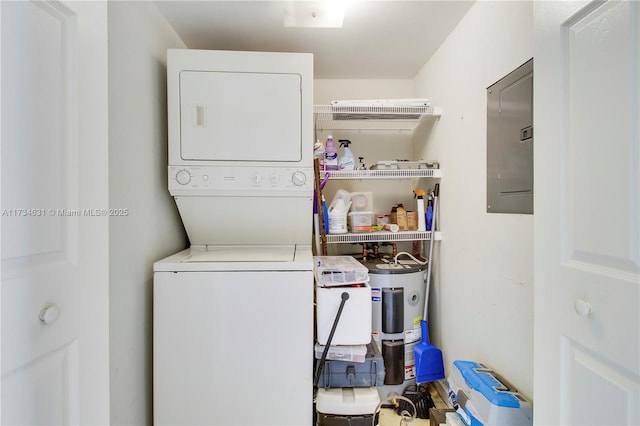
179 70 302 162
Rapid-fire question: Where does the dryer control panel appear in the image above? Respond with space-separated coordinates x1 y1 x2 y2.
168 165 313 195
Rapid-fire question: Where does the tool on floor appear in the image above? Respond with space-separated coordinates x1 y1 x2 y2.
414 184 445 384
371 394 418 426
397 383 435 419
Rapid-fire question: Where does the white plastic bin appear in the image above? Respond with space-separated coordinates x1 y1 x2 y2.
316 388 380 416
316 283 372 345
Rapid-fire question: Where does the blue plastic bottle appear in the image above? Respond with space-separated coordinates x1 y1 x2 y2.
324 135 339 170
426 196 434 231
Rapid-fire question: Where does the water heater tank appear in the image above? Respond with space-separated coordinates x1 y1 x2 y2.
359 256 427 398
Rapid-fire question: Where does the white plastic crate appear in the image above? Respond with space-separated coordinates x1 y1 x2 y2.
314 342 367 363
314 256 369 287
316 387 380 416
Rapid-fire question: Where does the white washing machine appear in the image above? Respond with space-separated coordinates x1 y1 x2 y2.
154 245 313 425
154 49 314 425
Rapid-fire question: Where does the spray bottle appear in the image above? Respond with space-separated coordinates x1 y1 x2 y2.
324 135 338 170
338 139 355 170
414 189 427 232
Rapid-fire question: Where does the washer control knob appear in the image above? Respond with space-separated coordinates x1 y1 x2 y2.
269 173 280 185
291 171 307 186
176 169 191 185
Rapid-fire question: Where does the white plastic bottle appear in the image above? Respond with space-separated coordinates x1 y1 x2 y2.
313 139 325 170
324 135 338 170
338 139 355 170
414 189 426 232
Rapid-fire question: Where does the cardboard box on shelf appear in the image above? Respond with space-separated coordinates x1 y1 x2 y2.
390 204 408 231
407 211 419 230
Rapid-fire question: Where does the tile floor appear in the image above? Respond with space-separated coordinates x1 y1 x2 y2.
378 408 431 425
313 381 451 425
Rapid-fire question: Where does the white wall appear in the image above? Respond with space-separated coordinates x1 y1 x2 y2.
103 2 533 421
314 79 414 105
108 3 187 424
412 1 534 397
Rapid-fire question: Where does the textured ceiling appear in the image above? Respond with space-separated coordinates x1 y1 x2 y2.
153 1 475 79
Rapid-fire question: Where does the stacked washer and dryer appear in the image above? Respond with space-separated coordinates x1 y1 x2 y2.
153 49 315 426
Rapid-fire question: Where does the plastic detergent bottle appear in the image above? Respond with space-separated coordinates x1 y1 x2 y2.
327 190 351 234
338 139 355 170
324 135 339 170
414 189 426 232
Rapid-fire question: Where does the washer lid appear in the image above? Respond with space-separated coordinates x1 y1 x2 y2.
182 245 296 262
153 245 313 272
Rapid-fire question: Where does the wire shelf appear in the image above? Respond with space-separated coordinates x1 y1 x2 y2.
326 231 442 244
314 104 442 131
321 169 442 180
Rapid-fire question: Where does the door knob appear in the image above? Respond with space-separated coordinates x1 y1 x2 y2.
574 299 593 317
39 304 60 324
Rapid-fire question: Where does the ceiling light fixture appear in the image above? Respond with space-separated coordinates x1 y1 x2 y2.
283 1 346 28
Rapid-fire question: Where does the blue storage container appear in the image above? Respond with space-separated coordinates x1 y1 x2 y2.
447 360 532 426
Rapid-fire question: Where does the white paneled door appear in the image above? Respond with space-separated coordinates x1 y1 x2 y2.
1 1 109 424
534 1 639 424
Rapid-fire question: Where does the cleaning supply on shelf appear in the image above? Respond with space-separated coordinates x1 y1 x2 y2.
314 139 325 170
328 190 352 234
338 139 355 170
414 189 427 232
324 135 339 171
358 157 366 170
426 194 434 231
322 195 329 234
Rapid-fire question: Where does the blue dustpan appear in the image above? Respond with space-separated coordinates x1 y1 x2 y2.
414 184 444 384
414 319 445 384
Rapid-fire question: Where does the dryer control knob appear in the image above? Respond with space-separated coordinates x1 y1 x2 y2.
176 169 192 185
291 171 307 186
251 173 263 184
